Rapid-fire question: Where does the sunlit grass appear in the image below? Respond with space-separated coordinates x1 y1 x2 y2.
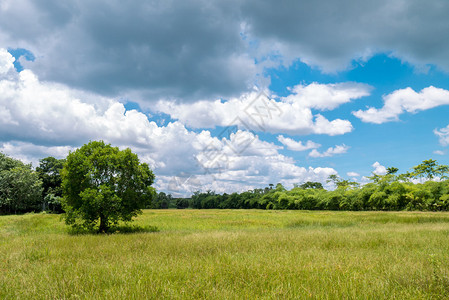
1 210 449 299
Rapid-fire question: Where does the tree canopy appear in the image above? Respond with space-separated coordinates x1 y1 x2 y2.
61 141 155 232
412 159 449 179
36 156 66 212
0 153 43 214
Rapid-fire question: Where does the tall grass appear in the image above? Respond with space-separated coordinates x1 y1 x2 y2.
1 210 449 299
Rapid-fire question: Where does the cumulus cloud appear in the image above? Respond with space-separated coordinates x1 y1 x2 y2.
372 161 387 175
277 135 320 151
308 144 349 158
0 48 338 195
0 142 74 166
283 82 371 110
353 86 449 123
0 49 15 74
151 129 336 195
156 82 370 135
433 150 445 155
163 133 337 196
2 0 449 101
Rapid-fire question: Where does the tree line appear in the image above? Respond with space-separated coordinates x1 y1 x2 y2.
186 178 449 211
0 153 66 214
168 159 449 211
2 147 449 215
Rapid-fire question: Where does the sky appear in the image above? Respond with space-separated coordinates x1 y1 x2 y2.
1 0 449 196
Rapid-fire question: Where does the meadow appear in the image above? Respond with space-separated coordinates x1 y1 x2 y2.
1 209 449 299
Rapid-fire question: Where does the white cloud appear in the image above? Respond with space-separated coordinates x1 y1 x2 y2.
353 86 449 124
434 125 449 146
158 163 337 197
156 82 371 136
347 172 360 177
433 150 445 155
308 144 349 158
160 129 337 196
283 82 372 110
277 135 320 151
0 142 74 167
0 48 339 196
311 114 352 136
0 49 14 75
372 161 387 175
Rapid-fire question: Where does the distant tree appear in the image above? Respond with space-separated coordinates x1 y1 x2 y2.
141 158 449 213
0 152 23 170
151 192 172 209
263 184 275 194
327 174 340 185
275 183 286 191
61 141 155 233
412 159 449 180
0 153 43 214
36 157 66 212
368 172 396 185
327 175 358 189
296 181 324 189
397 171 413 182
386 167 399 175
175 198 189 209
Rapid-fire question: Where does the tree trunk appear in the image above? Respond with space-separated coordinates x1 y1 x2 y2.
99 214 108 233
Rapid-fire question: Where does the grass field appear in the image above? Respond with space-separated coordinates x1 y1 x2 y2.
1 210 449 299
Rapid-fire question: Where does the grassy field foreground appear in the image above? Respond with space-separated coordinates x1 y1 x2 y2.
1 210 449 299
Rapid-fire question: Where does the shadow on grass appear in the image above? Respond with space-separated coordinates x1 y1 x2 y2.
67 224 159 235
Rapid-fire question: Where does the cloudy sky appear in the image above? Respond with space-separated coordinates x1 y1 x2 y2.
1 0 449 195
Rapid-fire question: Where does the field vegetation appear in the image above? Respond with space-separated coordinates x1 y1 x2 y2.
1 209 449 299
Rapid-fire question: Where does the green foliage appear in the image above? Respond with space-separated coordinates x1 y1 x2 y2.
148 191 174 209
0 152 23 170
295 181 324 189
184 180 449 212
0 153 43 214
412 159 449 179
327 174 359 189
175 198 189 209
3 151 449 216
61 141 155 232
36 156 66 213
386 167 399 174
181 159 449 212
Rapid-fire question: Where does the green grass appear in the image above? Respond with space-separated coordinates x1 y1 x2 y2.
1 210 449 299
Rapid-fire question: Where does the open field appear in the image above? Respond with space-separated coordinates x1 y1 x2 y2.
1 210 449 299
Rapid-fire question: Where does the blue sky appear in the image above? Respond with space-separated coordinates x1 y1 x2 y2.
267 54 449 176
1 0 449 195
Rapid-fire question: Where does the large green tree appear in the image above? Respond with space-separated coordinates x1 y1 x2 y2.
61 141 155 232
